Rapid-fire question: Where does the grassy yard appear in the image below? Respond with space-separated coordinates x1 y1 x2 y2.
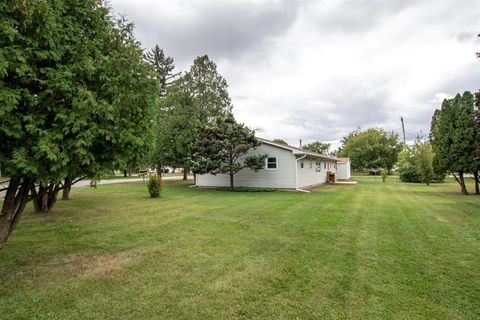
0 177 479 319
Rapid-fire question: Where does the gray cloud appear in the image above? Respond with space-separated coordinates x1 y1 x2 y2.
110 0 480 146
112 0 301 67
309 0 417 33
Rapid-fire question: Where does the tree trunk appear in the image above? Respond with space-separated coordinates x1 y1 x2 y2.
0 177 31 250
229 172 234 190
62 177 73 200
474 170 479 195
124 169 127 177
156 164 162 178
183 168 188 180
31 183 61 213
458 172 469 195
62 184 72 200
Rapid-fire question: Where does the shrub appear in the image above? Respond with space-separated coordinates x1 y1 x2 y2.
398 166 421 183
148 175 164 198
381 169 388 182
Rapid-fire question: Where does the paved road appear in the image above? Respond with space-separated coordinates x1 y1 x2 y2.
0 175 193 198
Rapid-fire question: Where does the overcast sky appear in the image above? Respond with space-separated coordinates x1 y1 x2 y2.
110 0 479 148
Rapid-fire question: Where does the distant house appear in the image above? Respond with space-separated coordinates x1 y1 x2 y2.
196 138 339 191
336 157 351 180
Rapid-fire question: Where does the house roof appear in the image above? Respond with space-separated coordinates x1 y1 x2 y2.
337 157 350 164
259 138 339 161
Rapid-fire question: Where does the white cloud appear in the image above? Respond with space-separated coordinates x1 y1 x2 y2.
110 0 480 146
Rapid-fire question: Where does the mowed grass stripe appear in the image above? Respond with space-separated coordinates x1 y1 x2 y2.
0 177 479 319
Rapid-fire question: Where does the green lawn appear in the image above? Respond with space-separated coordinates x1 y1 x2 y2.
0 177 479 319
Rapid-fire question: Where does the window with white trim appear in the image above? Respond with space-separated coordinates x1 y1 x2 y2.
309 161 313 169
316 160 322 173
266 156 278 169
300 161 304 169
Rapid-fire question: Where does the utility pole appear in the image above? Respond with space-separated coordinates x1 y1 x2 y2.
299 139 302 148
400 116 406 144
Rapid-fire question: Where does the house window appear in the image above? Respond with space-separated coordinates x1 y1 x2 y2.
310 161 313 169
266 157 278 169
300 161 304 169
316 161 322 173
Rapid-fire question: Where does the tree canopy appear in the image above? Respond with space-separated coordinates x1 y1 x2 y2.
398 139 439 185
303 141 331 155
146 45 178 95
430 92 478 194
182 55 233 120
0 0 159 248
190 116 266 189
150 55 234 175
273 139 288 146
338 128 402 171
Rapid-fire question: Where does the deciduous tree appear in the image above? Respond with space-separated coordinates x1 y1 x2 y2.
273 139 288 145
303 141 331 155
339 128 402 172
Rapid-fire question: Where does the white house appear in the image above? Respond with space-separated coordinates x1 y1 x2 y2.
336 157 351 180
196 138 339 191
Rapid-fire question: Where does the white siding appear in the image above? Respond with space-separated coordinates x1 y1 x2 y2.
196 143 297 189
297 158 336 188
337 162 351 180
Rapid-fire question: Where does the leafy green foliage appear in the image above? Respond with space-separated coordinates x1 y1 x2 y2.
0 1 158 182
148 175 164 198
430 92 478 193
0 0 159 247
339 128 402 171
415 140 434 185
151 81 196 170
273 139 288 145
303 141 331 155
146 45 178 95
150 55 233 172
381 169 388 182
183 55 233 119
398 140 439 184
190 115 267 189
399 165 421 183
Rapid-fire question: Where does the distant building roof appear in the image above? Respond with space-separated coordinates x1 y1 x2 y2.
337 157 350 164
259 138 339 161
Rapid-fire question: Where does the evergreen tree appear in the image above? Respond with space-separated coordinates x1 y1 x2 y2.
430 92 478 194
146 45 178 95
190 116 267 190
0 0 159 248
151 55 233 178
183 55 233 121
